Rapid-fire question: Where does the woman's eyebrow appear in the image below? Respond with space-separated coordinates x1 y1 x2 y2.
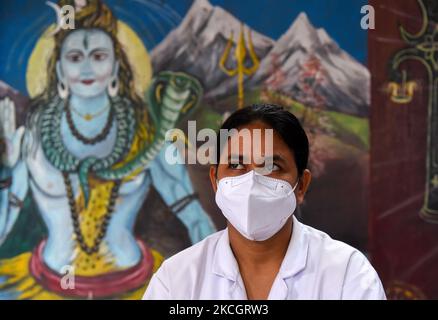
225 154 285 165
226 154 251 164
264 154 286 163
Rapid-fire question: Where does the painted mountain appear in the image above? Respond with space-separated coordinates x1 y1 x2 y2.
151 0 274 97
151 0 370 117
248 12 370 117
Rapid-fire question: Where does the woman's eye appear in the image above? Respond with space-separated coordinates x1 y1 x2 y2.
266 163 280 172
66 53 83 63
229 163 244 170
93 52 108 61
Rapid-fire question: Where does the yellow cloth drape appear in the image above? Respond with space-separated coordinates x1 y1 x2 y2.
0 248 163 300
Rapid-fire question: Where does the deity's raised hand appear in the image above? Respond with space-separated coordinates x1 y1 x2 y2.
0 97 25 170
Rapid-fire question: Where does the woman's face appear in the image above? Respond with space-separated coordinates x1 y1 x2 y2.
210 120 311 205
57 29 117 98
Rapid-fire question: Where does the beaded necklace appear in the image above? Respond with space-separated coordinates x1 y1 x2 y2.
40 95 136 204
65 101 114 145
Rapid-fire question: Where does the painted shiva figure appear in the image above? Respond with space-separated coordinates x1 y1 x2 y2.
0 0 214 299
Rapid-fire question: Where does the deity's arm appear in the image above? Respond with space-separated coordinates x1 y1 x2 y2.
0 98 30 246
148 142 216 244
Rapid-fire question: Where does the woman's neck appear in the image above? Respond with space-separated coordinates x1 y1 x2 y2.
228 218 293 270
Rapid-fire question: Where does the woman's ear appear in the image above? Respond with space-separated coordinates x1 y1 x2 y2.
296 169 311 205
209 165 218 193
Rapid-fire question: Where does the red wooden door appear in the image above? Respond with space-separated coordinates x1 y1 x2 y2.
369 0 438 299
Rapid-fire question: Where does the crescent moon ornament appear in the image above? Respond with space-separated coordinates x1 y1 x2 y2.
45 1 62 37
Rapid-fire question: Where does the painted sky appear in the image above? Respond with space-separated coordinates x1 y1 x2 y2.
0 0 368 95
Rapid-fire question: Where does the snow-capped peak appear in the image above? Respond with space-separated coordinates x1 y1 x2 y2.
178 0 273 48
276 12 320 50
317 28 331 45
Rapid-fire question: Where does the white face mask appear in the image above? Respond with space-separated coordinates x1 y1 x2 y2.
215 170 299 241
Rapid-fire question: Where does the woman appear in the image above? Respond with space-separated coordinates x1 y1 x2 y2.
143 104 386 300
0 0 214 299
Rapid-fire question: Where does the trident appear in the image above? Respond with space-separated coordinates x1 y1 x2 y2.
219 24 260 109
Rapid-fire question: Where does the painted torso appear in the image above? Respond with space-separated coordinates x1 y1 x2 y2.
25 104 152 276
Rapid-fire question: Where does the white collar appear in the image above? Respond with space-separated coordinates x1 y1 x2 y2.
212 215 309 282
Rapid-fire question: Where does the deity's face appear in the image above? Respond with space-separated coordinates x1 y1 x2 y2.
57 28 118 98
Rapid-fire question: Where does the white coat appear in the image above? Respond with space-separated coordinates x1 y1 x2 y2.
143 215 386 300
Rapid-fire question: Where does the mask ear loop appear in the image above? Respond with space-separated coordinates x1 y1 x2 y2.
292 178 300 192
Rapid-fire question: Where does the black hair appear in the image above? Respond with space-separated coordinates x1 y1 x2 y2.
216 104 309 176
